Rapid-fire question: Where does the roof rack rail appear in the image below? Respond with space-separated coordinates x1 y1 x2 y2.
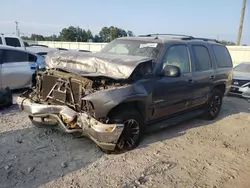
138 34 221 43
188 37 220 43
138 33 194 39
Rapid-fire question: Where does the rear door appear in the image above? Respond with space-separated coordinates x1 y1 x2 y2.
188 43 215 107
1 49 36 89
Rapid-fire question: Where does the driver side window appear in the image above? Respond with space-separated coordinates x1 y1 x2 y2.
163 45 190 74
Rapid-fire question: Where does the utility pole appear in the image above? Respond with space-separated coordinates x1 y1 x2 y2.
15 21 20 37
237 0 247 45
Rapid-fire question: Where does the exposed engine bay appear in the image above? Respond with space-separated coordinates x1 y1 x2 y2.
31 69 130 117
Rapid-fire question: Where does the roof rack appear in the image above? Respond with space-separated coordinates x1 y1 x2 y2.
188 37 220 43
138 33 193 39
138 34 220 43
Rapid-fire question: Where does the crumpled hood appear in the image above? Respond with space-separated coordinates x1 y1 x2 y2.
233 71 250 80
45 51 152 79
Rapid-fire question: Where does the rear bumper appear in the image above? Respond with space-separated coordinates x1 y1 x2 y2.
16 96 124 151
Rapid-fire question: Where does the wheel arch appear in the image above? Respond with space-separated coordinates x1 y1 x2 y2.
107 99 147 122
213 84 226 95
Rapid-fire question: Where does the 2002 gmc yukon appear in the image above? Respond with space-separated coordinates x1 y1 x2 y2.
17 34 233 153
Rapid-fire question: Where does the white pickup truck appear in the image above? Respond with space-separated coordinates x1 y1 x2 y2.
0 34 68 56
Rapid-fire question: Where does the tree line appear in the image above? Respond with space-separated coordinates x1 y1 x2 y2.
21 26 246 45
21 26 134 43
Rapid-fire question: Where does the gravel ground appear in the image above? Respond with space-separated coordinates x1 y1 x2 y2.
0 93 250 188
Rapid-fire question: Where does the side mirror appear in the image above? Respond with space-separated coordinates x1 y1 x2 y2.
162 65 181 77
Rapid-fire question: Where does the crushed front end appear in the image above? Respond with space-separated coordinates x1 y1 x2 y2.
229 79 250 98
17 69 125 151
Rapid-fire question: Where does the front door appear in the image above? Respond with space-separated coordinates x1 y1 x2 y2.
151 44 194 121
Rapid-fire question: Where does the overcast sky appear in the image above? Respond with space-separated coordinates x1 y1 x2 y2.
0 0 249 44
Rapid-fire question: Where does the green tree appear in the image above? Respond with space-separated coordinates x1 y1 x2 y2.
30 34 45 41
44 34 60 41
59 26 93 42
99 27 110 42
93 35 101 42
24 26 134 42
127 30 134 37
99 26 128 42
220 40 236 45
86 29 93 41
21 36 30 40
60 26 77 41
109 26 118 41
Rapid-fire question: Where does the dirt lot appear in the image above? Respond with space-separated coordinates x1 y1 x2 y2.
0 93 250 188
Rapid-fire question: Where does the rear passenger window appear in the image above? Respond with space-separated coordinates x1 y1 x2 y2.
3 50 29 63
5 37 21 47
211 45 233 67
0 37 2 44
192 45 212 71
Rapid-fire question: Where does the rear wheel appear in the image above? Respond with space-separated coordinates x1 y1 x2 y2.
203 89 223 120
109 109 144 152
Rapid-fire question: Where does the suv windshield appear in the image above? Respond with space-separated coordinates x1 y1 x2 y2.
100 38 162 59
234 63 250 73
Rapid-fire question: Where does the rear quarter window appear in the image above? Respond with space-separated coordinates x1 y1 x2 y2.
211 45 233 68
28 54 37 62
5 37 21 47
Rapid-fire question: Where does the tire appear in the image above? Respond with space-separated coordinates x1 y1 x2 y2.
203 88 223 120
109 109 145 152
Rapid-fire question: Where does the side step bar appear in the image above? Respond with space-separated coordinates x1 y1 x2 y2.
146 108 204 133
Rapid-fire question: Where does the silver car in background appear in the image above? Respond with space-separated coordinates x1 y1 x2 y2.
229 62 250 98
0 46 45 90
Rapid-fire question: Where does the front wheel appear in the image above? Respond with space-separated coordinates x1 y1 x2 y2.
203 89 223 120
110 109 144 152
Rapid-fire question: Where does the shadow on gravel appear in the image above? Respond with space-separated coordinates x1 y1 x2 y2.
0 104 20 115
139 96 250 148
0 127 103 188
0 89 28 115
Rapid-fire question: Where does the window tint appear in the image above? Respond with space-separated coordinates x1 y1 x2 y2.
3 50 29 63
0 37 2 44
211 45 232 67
163 45 190 73
192 45 212 71
5 37 21 47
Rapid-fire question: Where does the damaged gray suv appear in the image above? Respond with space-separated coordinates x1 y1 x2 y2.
17 34 233 153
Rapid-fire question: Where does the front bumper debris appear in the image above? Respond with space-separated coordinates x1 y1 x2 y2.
16 96 124 151
229 84 250 98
